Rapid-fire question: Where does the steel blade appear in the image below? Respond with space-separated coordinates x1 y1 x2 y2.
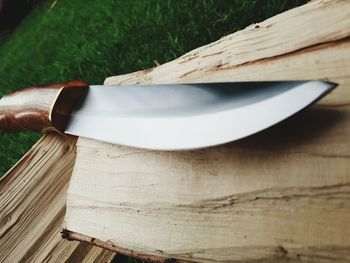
65 81 336 150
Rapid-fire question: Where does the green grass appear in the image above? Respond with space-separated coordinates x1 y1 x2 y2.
0 0 307 176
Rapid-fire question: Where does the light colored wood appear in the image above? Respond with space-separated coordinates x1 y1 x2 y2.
105 0 350 107
66 105 350 262
65 0 350 262
0 134 116 263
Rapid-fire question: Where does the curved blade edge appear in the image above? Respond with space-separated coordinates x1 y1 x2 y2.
65 81 336 150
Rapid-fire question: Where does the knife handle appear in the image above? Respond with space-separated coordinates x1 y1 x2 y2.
0 80 88 133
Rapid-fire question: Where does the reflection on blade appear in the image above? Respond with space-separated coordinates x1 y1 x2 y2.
65 81 336 150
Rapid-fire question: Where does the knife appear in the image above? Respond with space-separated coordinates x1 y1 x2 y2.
0 80 336 150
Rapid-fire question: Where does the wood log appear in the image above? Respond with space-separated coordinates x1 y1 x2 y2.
0 134 116 262
1 0 349 262
64 0 350 262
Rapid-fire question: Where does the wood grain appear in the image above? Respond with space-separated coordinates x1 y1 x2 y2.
65 0 350 262
105 0 350 106
0 133 116 263
65 107 350 262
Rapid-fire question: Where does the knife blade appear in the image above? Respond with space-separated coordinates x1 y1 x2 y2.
0 80 336 150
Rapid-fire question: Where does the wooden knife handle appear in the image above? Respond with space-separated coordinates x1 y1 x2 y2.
0 80 88 133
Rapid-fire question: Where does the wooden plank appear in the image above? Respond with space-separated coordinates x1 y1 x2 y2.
0 133 116 262
65 0 350 262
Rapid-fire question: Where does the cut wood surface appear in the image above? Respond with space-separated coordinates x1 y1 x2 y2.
0 134 116 263
65 0 350 262
105 0 350 106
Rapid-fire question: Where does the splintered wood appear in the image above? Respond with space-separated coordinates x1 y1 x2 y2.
64 0 350 262
0 0 349 262
0 134 116 263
